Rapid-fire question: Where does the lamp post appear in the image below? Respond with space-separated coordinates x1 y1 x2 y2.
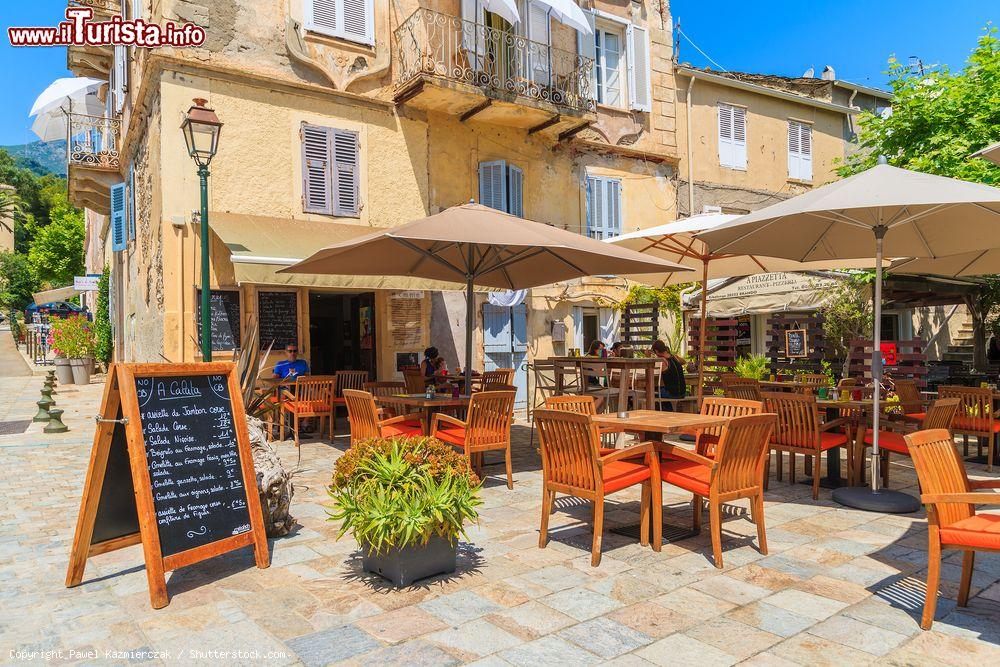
180 99 222 362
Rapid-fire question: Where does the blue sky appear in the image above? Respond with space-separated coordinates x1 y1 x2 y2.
0 1 995 145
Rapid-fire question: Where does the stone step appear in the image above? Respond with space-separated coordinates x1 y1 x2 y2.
943 352 974 363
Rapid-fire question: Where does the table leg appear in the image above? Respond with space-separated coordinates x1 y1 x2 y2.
424 407 434 436
799 408 847 489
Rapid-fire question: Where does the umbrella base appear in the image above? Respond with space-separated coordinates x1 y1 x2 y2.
832 487 920 514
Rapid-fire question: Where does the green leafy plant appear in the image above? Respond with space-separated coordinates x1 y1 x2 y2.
821 360 837 386
94 265 113 364
817 274 874 378
734 354 769 380
49 313 95 358
328 437 482 555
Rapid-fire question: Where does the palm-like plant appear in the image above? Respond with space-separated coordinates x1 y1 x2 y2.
0 188 25 235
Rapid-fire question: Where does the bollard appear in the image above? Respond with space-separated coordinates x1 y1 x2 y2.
34 396 54 422
40 385 53 400
43 408 68 434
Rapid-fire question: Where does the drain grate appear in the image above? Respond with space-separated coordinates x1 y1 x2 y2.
0 420 32 435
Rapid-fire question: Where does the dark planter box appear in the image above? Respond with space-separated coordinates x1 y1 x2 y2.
362 535 457 587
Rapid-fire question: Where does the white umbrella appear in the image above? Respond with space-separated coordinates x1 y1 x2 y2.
482 0 521 26
30 77 105 142
532 0 593 34
698 162 1000 513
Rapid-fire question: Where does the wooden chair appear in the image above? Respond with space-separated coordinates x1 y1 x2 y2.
693 397 764 459
528 360 558 449
906 428 1000 630
342 389 424 446
580 361 619 413
837 377 857 392
534 409 662 566
553 359 582 395
858 398 960 487
891 378 926 423
280 376 335 447
403 370 427 394
762 392 852 499
543 395 619 445
332 370 368 429
938 386 998 470
363 381 406 418
719 374 743 392
472 368 514 393
431 390 516 489
724 381 762 402
801 374 830 386
658 414 776 568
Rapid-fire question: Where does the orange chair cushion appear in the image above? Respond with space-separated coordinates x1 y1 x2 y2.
660 459 712 496
602 461 652 494
863 430 909 455
331 397 346 405
940 514 1000 550
772 432 848 450
282 400 331 414
381 420 423 438
433 426 467 446
904 412 926 422
952 417 1000 433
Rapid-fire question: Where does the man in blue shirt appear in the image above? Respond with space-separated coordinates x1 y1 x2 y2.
274 344 309 379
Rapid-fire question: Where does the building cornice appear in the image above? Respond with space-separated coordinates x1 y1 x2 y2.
675 66 859 115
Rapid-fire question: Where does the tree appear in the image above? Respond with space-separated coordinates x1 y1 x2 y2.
817 274 874 379
0 188 24 235
0 250 37 312
27 195 84 287
94 265 113 364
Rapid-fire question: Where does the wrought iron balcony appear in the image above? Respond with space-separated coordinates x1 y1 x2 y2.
395 7 595 116
67 112 121 171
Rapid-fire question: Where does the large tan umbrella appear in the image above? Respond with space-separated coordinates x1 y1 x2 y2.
698 162 1000 513
891 250 1000 277
607 213 875 400
281 202 690 389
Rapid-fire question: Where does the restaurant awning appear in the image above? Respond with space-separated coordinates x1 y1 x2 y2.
33 285 78 304
209 212 469 291
682 271 851 316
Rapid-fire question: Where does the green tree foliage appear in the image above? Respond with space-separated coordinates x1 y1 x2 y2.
615 283 690 352
0 189 25 235
94 265 113 363
0 251 35 312
839 27 1000 184
817 274 874 378
0 148 64 251
27 194 84 288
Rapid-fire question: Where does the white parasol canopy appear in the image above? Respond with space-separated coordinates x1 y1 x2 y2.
30 77 105 142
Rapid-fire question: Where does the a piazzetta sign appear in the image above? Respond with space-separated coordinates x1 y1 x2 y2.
74 275 100 291
707 272 841 301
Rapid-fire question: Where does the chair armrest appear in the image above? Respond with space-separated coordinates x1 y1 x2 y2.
921 492 1000 505
656 442 715 468
880 420 918 434
820 417 850 432
381 412 424 427
970 479 1000 490
431 413 466 433
599 442 654 464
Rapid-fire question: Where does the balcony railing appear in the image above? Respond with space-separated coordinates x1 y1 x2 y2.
68 0 121 13
67 112 121 170
395 8 595 114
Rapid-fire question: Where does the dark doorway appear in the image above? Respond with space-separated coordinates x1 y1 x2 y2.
308 292 376 376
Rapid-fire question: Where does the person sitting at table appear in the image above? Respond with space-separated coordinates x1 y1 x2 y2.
651 339 686 410
273 343 309 379
421 346 439 377
587 340 607 358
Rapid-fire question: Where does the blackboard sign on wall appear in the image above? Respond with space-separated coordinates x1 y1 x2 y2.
785 329 808 358
66 363 269 609
196 290 241 351
134 374 252 557
258 291 297 350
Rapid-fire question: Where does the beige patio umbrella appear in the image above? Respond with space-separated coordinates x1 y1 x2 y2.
281 202 690 390
891 249 1000 277
698 162 1000 513
606 212 876 401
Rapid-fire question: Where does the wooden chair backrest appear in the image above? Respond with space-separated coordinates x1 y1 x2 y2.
893 378 923 413
922 397 960 430
837 377 857 391
343 389 380 444
480 368 514 387
938 385 994 433
724 382 762 402
698 397 764 454
763 391 820 448
580 362 608 384
290 376 334 404
714 414 777 494
466 390 515 447
553 359 581 391
335 370 368 396
403 370 426 394
544 395 597 415
719 374 744 391
531 361 558 393
801 374 829 386
906 428 975 526
483 383 517 393
534 409 601 494
363 381 405 397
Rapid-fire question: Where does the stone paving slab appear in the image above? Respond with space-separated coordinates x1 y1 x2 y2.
0 376 998 665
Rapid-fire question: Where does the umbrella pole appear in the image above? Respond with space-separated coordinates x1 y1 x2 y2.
465 275 474 396
697 259 709 405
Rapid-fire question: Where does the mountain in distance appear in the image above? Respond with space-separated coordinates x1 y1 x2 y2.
0 140 67 177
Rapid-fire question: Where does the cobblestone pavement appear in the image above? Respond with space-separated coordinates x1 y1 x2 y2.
1 374 999 666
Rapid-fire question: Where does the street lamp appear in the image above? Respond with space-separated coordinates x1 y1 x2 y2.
181 99 222 362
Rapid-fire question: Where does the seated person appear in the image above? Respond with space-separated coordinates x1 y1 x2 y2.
651 339 686 410
273 344 309 379
421 346 439 377
587 340 607 358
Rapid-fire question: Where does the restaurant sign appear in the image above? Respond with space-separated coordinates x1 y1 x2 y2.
707 272 841 301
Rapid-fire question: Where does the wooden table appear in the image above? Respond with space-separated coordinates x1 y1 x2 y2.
760 380 815 392
375 393 471 435
593 410 730 440
550 357 658 409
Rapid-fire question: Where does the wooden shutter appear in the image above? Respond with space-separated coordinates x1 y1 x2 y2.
577 9 597 103
787 121 800 179
587 176 622 239
732 106 747 170
607 178 621 236
342 0 374 45
110 183 126 252
306 0 338 38
461 0 485 66
507 164 523 217
332 129 360 216
787 121 812 181
112 45 127 113
718 104 734 168
301 124 332 214
479 160 507 212
627 24 651 112
527 2 551 86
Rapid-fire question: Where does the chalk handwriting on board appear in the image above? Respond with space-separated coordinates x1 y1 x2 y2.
196 291 241 351
257 292 297 350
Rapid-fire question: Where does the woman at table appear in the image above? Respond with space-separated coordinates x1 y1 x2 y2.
587 340 607 358
651 339 686 410
421 346 440 377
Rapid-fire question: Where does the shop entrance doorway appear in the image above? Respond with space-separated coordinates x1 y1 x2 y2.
308 291 376 377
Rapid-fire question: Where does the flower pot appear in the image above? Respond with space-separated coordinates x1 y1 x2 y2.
54 358 74 384
86 355 95 373
69 357 92 385
362 535 457 587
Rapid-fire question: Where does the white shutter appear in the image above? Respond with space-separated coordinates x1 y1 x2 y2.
306 0 338 37
626 24 651 112
577 9 597 103
462 0 486 67
718 104 734 168
342 0 373 45
110 183 126 252
332 129 360 216
787 121 800 180
507 164 523 217
479 160 507 212
607 179 621 236
113 45 127 113
799 122 812 180
304 0 372 45
301 124 332 214
732 106 747 170
787 121 812 181
527 2 551 86
585 176 621 239
131 0 144 20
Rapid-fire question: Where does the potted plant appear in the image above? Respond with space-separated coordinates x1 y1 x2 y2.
328 436 482 587
734 353 769 381
50 315 95 385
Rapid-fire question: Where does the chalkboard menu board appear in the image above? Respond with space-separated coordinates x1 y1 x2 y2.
258 291 297 350
785 329 807 358
196 290 241 351
134 374 252 557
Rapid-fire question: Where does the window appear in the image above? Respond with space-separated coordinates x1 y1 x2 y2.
718 103 746 170
594 23 624 107
479 160 523 217
787 120 813 181
585 175 622 240
578 12 651 111
304 0 374 46
111 45 127 113
301 123 360 217
110 183 126 252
